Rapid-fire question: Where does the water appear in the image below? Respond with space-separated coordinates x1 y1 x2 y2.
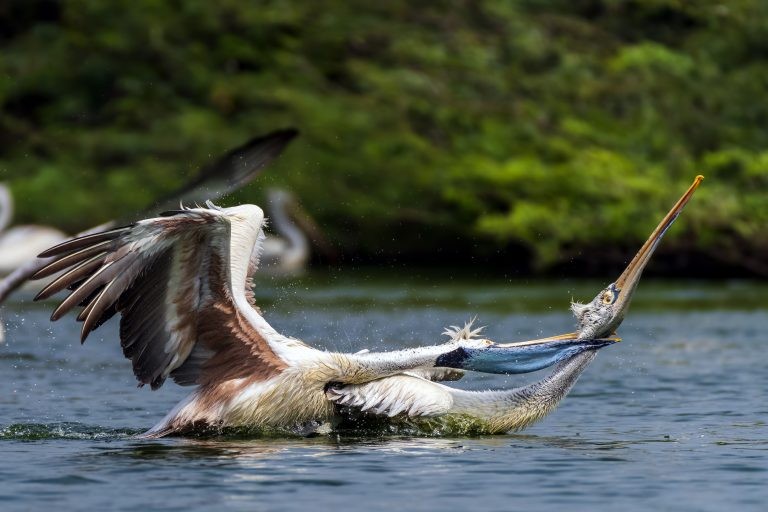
1 273 766 511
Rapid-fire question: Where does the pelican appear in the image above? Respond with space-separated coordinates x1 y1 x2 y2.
259 189 319 275
0 184 67 278
32 176 703 438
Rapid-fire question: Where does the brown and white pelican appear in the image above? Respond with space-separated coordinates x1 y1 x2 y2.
32 176 703 438
0 184 67 278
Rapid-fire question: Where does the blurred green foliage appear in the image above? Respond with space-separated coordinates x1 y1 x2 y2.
1 0 766 273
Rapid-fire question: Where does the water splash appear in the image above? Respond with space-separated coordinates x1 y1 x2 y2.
0 422 142 441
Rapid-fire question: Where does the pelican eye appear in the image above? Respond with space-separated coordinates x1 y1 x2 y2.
601 290 614 304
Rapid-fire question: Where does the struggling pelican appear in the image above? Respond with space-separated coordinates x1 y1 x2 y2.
32 176 703 438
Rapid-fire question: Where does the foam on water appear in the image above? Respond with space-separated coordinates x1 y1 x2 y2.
0 422 140 441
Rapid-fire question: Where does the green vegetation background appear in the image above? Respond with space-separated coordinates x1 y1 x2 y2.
1 1 766 274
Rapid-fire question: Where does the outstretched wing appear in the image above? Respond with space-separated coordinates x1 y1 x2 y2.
33 204 290 390
326 374 454 417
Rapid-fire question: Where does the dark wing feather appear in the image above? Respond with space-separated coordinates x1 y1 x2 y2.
37 227 130 259
35 254 107 300
170 345 214 386
31 240 113 279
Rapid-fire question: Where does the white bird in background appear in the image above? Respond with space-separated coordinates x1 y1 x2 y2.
31 176 703 438
261 189 311 274
0 183 67 343
0 183 67 278
261 188 336 275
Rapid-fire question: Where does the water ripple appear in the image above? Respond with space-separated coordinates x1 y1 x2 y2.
0 422 140 441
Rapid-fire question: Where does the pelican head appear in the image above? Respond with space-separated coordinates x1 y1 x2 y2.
571 175 704 339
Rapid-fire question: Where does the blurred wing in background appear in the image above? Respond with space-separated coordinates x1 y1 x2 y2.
142 129 298 219
0 129 298 305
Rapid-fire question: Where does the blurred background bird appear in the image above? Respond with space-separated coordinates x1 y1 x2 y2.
0 183 67 278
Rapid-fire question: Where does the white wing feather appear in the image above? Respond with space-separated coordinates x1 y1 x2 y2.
326 374 454 417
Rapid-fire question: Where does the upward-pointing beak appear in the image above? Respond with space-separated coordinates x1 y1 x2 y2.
445 175 704 376
611 175 704 325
